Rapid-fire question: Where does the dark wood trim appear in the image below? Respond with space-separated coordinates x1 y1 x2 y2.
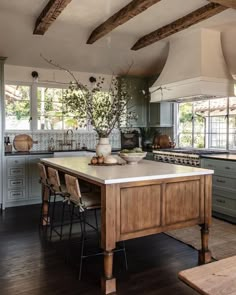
131 3 227 50
208 0 236 9
87 0 162 44
34 0 72 35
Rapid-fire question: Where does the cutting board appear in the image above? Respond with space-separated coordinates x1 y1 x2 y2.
13 134 37 151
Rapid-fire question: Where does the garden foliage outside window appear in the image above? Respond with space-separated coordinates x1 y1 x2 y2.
5 84 86 131
178 97 236 150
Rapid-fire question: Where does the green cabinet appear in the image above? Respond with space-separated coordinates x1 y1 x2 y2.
201 158 236 223
148 101 173 127
119 76 147 127
118 75 173 127
3 154 53 208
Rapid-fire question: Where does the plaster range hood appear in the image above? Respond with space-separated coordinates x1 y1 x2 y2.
150 29 235 102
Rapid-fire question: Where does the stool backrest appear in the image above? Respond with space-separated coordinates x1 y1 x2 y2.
38 162 48 186
47 167 61 193
65 174 82 204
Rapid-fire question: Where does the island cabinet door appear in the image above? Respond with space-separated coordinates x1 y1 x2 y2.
118 182 162 241
163 176 206 227
115 175 210 242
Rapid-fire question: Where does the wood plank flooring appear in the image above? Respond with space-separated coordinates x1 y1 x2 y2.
0 205 199 295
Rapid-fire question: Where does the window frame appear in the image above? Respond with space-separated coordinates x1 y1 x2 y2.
176 97 236 151
4 81 91 133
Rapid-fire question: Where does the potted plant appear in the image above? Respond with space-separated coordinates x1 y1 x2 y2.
41 56 137 156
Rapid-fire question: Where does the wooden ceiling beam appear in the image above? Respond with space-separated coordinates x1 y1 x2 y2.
87 0 162 44
34 0 72 35
131 3 227 51
208 0 236 9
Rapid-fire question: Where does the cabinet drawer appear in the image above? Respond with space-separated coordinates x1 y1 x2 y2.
213 194 236 217
8 167 25 177
213 175 236 190
7 190 27 201
202 159 236 176
8 178 25 189
7 157 26 167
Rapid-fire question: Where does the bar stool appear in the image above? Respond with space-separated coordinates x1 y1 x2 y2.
47 167 70 240
38 162 52 228
64 174 101 279
64 174 128 280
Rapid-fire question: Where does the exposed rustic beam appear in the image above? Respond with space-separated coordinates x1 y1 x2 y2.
208 0 236 9
34 0 72 35
131 3 227 51
87 0 162 44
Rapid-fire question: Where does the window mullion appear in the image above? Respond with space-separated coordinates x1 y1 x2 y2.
192 103 194 147
226 97 229 150
31 83 37 131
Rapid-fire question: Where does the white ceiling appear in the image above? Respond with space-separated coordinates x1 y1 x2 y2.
0 0 236 76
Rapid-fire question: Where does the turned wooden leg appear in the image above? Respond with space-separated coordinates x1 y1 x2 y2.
199 223 212 264
101 251 116 294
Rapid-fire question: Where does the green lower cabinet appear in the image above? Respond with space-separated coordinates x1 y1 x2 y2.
201 158 236 223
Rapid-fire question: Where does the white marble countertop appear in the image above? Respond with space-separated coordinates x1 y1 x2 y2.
201 154 236 161
41 157 214 184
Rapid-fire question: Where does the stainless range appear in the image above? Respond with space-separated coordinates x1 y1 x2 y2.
153 149 227 167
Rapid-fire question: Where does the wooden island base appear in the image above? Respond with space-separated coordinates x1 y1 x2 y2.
41 158 213 294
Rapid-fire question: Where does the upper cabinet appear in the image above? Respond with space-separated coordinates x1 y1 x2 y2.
147 101 173 127
118 76 147 127
118 75 173 128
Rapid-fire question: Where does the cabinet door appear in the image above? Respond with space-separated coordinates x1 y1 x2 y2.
28 155 53 200
148 102 173 127
119 76 147 127
5 156 27 203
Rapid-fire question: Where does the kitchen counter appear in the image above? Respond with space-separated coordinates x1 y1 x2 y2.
41 156 213 294
201 154 236 161
5 148 121 156
41 157 213 184
5 150 54 156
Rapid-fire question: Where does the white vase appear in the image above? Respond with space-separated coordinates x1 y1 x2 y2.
96 137 111 157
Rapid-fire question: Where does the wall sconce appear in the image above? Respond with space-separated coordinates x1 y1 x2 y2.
89 76 96 83
31 71 39 82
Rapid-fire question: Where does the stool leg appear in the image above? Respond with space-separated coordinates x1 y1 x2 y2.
78 210 86 280
50 194 56 241
94 209 98 230
122 241 128 270
69 204 75 240
60 201 66 240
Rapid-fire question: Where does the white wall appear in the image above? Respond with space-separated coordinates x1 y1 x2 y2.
5 65 114 90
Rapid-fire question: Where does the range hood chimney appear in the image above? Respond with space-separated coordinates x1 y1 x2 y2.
150 29 235 102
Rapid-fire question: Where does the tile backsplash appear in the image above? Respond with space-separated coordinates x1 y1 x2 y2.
5 127 173 152
5 130 121 152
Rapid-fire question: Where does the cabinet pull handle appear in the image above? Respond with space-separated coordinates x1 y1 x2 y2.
225 166 231 170
216 199 226 204
216 179 226 183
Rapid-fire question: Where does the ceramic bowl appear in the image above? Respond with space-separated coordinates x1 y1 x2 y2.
118 152 147 164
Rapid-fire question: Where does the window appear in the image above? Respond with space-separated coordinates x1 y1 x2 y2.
37 87 79 130
5 85 31 130
5 84 85 131
178 97 236 150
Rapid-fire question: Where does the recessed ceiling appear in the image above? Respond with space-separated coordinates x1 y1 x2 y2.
0 0 236 76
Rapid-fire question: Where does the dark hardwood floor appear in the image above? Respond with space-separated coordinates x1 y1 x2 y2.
0 205 198 295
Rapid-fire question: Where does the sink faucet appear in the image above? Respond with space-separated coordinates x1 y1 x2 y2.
64 129 74 149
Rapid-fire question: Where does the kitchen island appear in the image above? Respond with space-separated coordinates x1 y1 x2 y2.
41 157 213 294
